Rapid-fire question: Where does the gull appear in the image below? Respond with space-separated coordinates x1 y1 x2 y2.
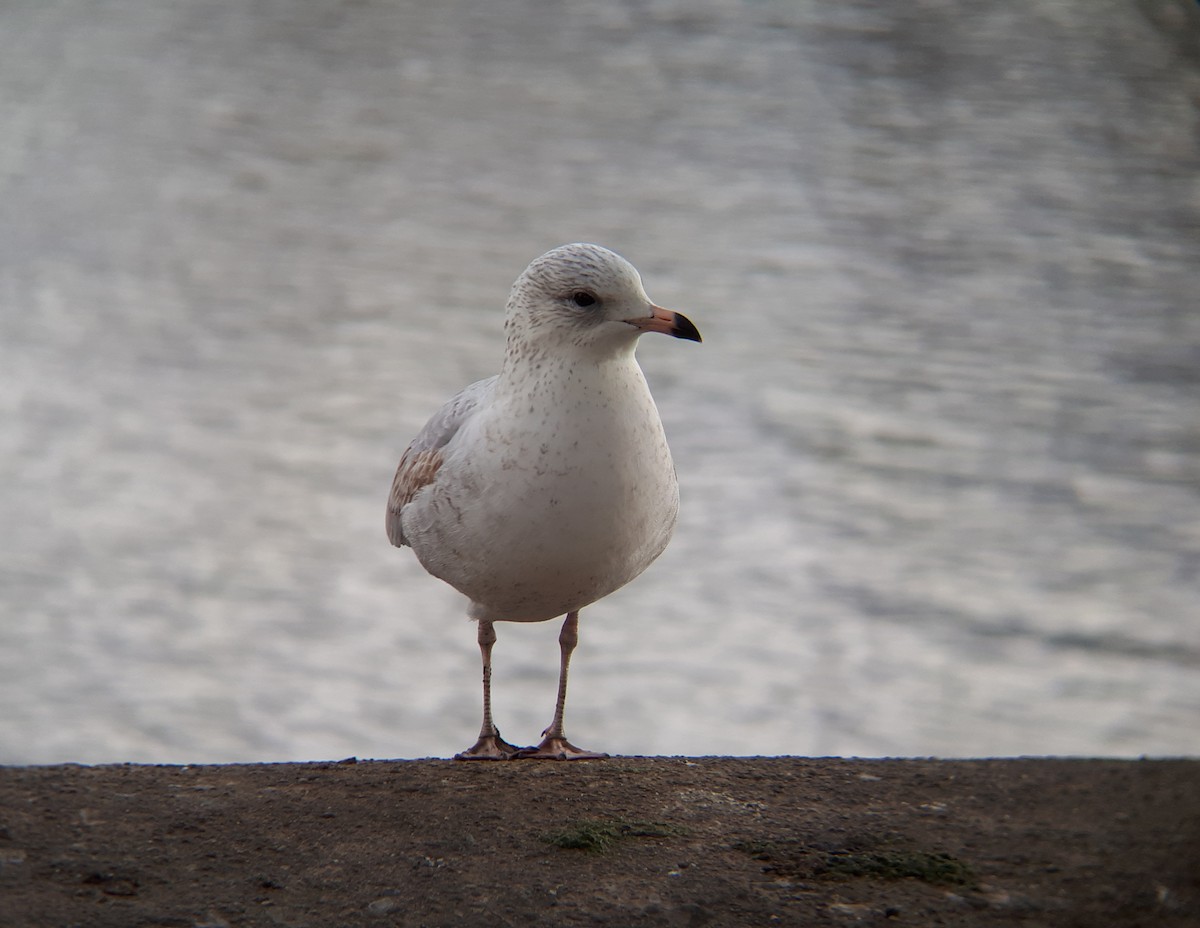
387 243 701 760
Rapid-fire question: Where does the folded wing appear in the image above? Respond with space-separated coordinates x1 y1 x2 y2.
386 376 497 547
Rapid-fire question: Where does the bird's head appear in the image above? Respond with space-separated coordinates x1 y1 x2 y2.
503 243 701 358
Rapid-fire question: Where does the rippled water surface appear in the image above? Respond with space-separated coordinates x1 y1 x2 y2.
1 0 1197 763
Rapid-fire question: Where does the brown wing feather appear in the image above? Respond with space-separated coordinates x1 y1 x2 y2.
386 447 444 547
385 375 496 549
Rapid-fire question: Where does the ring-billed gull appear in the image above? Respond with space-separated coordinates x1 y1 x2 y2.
387 243 701 759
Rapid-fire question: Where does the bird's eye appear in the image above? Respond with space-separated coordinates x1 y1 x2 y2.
571 291 597 309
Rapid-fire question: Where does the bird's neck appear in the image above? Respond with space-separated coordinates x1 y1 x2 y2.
497 335 639 391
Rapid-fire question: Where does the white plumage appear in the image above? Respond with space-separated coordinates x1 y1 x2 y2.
387 243 700 759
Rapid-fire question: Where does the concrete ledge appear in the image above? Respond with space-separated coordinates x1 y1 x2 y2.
1 756 1196 926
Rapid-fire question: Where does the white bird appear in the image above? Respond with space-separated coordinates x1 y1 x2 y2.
387 243 701 760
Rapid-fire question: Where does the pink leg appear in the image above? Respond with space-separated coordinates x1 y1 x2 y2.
455 621 524 760
516 611 608 760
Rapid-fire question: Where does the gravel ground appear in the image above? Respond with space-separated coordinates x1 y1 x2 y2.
1 756 1197 926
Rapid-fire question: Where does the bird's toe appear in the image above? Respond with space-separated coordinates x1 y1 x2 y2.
513 736 609 761
454 733 527 761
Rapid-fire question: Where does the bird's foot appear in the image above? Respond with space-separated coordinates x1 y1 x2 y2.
513 736 609 761
454 733 526 761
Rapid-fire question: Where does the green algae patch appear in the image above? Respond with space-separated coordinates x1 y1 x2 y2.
735 837 974 887
822 849 974 885
543 819 686 852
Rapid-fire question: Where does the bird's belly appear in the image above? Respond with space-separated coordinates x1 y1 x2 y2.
404 405 679 622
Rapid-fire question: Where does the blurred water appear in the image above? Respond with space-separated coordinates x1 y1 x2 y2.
1 0 1197 764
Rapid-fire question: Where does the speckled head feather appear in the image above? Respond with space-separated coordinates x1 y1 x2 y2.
502 243 652 353
516 243 644 299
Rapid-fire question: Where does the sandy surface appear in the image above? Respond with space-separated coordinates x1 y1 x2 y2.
1 756 1196 926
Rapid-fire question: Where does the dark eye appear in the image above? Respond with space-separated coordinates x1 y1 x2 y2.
571 291 597 309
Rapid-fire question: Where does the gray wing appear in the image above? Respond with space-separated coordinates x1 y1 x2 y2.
386 375 496 548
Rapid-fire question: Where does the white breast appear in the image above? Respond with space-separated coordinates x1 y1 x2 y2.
401 352 679 623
